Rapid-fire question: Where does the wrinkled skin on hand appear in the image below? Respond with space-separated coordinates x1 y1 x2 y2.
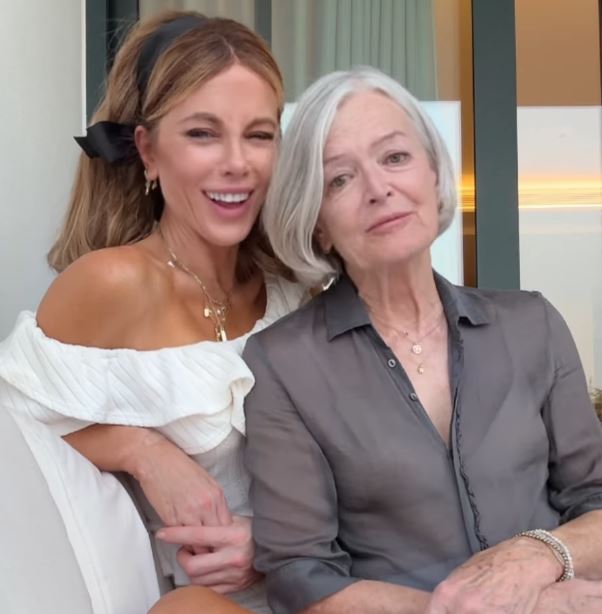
426 537 562 614
533 579 602 614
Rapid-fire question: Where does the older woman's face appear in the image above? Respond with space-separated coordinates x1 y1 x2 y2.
318 90 439 273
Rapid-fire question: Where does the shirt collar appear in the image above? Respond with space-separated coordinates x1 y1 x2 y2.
324 271 493 341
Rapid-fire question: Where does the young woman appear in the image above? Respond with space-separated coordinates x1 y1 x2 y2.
0 11 305 613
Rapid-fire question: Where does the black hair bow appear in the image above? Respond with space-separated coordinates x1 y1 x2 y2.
74 15 206 165
74 121 137 165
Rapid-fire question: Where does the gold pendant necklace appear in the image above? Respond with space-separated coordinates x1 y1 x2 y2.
402 313 445 375
367 300 446 376
159 229 232 342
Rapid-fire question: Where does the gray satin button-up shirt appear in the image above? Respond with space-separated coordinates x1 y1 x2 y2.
243 273 602 614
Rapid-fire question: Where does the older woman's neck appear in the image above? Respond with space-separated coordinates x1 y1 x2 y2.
350 257 441 331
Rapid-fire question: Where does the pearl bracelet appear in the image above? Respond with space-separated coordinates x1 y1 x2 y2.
516 529 575 582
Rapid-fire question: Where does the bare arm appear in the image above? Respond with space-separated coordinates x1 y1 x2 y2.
62 409 232 529
302 581 430 614
63 424 165 477
36 250 231 525
37 249 222 508
38 251 175 480
62 424 234 527
149 586 250 614
534 579 602 613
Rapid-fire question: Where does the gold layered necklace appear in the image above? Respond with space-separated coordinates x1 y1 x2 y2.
400 314 445 374
371 307 445 375
159 229 233 342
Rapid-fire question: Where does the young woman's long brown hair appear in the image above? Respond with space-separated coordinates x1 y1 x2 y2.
48 10 286 281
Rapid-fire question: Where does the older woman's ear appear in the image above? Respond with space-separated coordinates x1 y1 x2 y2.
314 226 334 253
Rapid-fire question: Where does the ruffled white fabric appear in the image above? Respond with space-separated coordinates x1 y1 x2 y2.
0 274 306 455
0 273 305 614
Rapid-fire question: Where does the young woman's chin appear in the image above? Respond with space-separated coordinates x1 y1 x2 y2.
187 207 260 249
201 223 257 249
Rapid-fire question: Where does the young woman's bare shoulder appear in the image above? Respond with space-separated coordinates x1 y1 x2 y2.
37 245 168 348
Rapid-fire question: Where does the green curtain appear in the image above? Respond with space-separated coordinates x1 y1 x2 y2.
272 0 438 101
139 0 437 101
139 0 255 29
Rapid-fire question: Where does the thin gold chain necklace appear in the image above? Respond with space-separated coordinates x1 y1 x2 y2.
371 308 445 375
401 313 445 374
158 228 233 342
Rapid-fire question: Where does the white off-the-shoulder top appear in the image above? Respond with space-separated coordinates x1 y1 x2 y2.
0 273 306 614
0 274 305 449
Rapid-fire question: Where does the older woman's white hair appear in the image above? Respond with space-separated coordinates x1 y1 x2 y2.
263 66 458 288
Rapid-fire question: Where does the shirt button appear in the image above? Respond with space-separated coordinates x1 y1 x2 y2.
409 392 418 401
387 358 396 368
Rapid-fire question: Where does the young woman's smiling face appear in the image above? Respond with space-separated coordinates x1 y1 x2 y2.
141 63 279 247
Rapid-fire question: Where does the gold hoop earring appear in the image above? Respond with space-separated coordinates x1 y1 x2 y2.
144 169 158 196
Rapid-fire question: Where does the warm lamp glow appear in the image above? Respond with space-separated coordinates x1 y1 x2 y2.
459 178 602 211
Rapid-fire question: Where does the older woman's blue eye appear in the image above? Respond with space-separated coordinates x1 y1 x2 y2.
329 176 347 189
386 152 409 164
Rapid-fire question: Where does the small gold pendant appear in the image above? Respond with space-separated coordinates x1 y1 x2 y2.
216 326 227 342
417 364 425 374
204 306 212 318
411 343 423 355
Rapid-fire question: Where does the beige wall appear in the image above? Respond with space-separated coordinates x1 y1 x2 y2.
432 0 473 174
435 0 601 105
516 0 601 106
434 0 465 102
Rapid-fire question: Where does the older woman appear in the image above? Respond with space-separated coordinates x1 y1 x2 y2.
242 67 602 614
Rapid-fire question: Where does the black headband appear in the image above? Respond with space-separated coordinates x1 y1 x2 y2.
136 14 207 96
75 14 207 164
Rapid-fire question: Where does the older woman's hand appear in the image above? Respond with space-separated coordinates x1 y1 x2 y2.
534 580 602 613
157 516 262 594
426 537 562 613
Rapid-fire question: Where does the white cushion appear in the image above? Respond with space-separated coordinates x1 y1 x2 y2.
1 408 160 614
0 407 92 613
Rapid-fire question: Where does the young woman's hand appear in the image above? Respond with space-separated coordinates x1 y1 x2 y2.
157 516 261 593
64 425 233 528
133 433 232 528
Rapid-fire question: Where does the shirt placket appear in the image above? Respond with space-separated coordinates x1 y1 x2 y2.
447 322 489 554
367 319 488 556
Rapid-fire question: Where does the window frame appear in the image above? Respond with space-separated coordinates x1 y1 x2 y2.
86 0 524 290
